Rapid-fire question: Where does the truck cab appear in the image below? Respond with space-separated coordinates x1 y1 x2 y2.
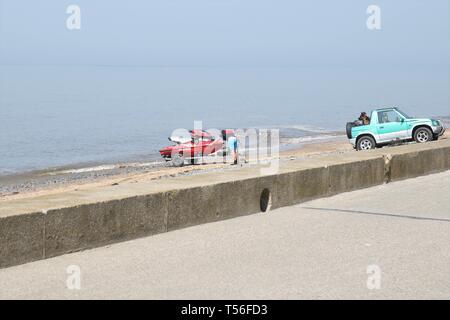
348 107 445 150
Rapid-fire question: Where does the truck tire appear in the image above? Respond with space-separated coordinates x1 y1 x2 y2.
414 127 433 143
356 136 376 151
171 153 185 167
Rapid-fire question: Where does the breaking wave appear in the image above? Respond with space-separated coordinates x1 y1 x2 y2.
277 124 345 146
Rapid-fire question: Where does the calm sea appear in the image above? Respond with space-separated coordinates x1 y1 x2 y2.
1 65 449 175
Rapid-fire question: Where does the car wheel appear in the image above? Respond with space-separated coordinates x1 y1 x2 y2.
414 127 433 143
171 153 185 167
357 136 376 151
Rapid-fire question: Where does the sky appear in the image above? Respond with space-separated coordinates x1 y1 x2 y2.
0 0 449 68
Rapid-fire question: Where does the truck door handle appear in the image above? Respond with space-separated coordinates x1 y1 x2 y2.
379 126 384 129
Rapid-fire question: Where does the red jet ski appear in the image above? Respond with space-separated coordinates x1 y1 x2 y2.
159 129 235 167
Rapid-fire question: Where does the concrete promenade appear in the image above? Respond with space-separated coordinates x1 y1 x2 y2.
0 170 449 299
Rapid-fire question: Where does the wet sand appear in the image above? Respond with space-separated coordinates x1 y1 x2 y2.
1 133 448 202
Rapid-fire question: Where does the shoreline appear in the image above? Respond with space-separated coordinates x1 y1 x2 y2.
0 136 350 200
1 132 448 201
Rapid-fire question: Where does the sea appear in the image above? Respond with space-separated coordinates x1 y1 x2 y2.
1 65 449 176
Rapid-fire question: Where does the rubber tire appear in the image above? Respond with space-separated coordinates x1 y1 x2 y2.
356 136 376 151
171 153 185 167
413 127 433 143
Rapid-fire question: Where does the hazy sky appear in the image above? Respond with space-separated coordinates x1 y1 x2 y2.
0 0 449 68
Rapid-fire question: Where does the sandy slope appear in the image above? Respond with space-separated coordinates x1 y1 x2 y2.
1 132 448 202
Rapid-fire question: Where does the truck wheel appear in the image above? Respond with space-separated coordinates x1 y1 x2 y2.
357 136 376 151
414 127 433 143
171 153 185 167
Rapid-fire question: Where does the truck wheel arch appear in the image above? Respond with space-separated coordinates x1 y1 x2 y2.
412 124 433 138
356 134 377 150
356 133 377 145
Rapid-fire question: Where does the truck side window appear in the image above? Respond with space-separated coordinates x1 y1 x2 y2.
378 111 401 123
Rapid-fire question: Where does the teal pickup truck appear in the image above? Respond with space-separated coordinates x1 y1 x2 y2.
347 107 445 151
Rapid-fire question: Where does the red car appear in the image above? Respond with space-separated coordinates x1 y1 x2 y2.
159 129 235 167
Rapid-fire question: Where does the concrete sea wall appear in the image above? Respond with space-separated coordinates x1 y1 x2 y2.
1 139 449 268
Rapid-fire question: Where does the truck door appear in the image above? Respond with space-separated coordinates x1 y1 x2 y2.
376 110 409 142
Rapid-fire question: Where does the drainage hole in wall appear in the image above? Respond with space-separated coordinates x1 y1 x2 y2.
260 188 272 213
